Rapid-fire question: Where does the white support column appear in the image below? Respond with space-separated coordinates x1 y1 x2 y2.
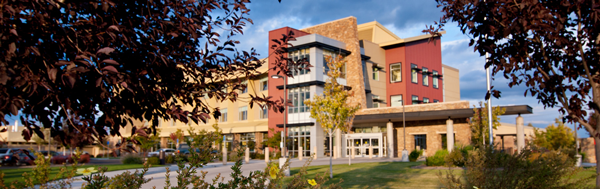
333 146 337 159
387 120 394 158
223 144 227 165
447 118 454 153
516 114 525 153
265 147 269 164
369 145 373 159
245 147 250 163
299 147 303 160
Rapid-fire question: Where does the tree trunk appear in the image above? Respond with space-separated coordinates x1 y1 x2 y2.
329 132 333 179
595 136 600 187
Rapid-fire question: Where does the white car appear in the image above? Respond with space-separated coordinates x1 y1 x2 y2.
147 148 176 157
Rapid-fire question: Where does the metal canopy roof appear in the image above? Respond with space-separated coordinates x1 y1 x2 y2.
353 105 532 124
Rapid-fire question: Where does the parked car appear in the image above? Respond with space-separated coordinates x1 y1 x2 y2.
38 150 59 159
177 148 218 159
147 148 176 157
0 149 35 166
50 151 91 164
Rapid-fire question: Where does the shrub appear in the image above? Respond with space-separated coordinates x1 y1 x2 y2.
426 149 448 166
409 149 423 162
165 155 175 164
255 153 264 160
445 145 473 167
121 154 144 164
438 145 592 188
147 157 160 165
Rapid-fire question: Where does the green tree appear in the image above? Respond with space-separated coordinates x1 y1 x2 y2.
532 118 575 151
135 129 160 156
426 0 600 185
305 53 360 178
470 102 506 147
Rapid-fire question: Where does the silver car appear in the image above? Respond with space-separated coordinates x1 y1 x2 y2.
147 148 176 157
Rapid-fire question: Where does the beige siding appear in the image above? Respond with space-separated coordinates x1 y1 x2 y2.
362 40 387 108
442 64 460 102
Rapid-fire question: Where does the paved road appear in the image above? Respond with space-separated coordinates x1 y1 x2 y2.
65 157 408 188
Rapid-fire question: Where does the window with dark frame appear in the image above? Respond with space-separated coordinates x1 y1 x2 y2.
412 95 419 104
372 66 379 81
373 95 380 108
433 99 439 103
289 48 310 76
390 63 402 83
260 77 268 91
423 97 429 104
432 70 439 89
414 134 427 150
422 67 429 86
411 64 418 83
239 106 248 121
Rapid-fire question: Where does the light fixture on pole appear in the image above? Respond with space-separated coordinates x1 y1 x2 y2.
271 74 290 176
271 74 287 158
399 99 409 162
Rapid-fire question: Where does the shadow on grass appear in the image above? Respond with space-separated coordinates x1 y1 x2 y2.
289 161 444 188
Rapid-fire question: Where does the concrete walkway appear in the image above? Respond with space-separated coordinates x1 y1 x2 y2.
66 157 408 188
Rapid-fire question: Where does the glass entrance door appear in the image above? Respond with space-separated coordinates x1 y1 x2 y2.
345 133 383 157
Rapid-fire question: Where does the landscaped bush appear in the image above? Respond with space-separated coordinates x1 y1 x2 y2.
147 156 160 165
438 145 592 188
165 155 175 164
255 153 265 160
409 149 423 162
121 154 144 164
445 145 474 167
426 149 448 166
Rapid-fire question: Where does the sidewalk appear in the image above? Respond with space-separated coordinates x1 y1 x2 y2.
66 157 408 188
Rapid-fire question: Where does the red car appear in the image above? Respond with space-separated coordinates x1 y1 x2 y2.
50 151 91 164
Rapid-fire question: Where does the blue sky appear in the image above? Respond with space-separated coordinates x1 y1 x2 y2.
232 0 587 137
3 1 587 137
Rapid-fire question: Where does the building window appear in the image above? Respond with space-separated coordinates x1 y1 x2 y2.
432 70 439 89
288 86 310 114
219 109 228 122
239 106 248 121
412 95 419 105
372 95 380 108
411 64 418 83
260 106 268 119
372 66 380 81
423 98 429 104
241 133 256 152
390 63 402 83
391 95 403 107
221 84 228 93
323 49 345 78
260 77 268 91
441 133 455 149
422 67 429 86
433 99 439 103
289 48 310 76
288 126 311 158
224 134 234 151
414 134 427 150
241 80 248 93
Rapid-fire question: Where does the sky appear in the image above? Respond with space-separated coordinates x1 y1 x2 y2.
231 0 588 137
3 1 588 138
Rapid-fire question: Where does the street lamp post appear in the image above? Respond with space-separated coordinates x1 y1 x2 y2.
271 74 290 176
400 100 409 162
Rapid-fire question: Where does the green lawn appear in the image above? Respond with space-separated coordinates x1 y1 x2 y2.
288 162 598 189
1 164 159 185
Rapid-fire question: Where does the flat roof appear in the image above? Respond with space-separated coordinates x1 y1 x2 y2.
353 105 532 124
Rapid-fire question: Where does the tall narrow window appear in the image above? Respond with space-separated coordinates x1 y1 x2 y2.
220 109 228 122
287 86 310 114
260 77 268 91
414 135 427 150
390 63 402 83
412 95 419 105
323 49 344 78
411 64 418 83
241 80 248 93
422 67 429 86
260 106 268 119
432 70 439 89
423 97 429 104
239 106 248 121
391 95 403 107
372 95 380 108
372 66 379 81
